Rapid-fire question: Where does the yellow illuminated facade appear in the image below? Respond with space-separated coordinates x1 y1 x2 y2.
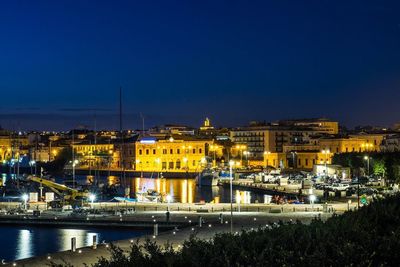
73 143 115 168
264 151 332 170
31 147 63 162
135 137 210 172
199 117 214 131
0 136 29 161
314 134 385 154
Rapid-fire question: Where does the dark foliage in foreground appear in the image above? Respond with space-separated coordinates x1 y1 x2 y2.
83 195 400 266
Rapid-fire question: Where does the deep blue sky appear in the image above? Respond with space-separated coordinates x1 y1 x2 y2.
0 0 400 130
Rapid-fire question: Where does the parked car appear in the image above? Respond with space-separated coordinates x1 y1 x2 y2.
327 183 350 192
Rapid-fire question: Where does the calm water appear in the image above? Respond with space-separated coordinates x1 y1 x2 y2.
0 226 147 262
1 173 270 204
65 175 270 204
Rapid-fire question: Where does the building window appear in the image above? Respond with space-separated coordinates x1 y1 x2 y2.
305 159 308 166
199 148 202 154
169 162 174 169
177 149 180 154
170 149 173 154
176 160 181 169
192 148 196 154
163 149 167 154
146 149 149 155
162 162 167 169
139 149 142 155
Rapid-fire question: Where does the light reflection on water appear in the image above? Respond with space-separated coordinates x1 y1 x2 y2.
1 226 147 262
74 175 270 204
16 229 33 260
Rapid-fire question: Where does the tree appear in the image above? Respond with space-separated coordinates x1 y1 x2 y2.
373 158 386 177
42 147 72 174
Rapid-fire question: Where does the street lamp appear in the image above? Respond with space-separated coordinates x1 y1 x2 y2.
89 194 96 208
229 160 235 234
309 194 316 210
321 149 330 177
21 194 29 210
72 159 79 188
364 156 370 176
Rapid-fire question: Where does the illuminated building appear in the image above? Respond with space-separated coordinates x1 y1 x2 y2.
262 132 388 170
135 136 211 172
312 133 386 153
278 118 339 135
230 124 317 159
263 150 332 170
0 135 29 161
73 143 115 168
200 118 214 131
29 147 62 162
381 134 400 152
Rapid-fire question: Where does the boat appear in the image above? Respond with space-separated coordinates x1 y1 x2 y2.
136 189 162 202
196 169 218 186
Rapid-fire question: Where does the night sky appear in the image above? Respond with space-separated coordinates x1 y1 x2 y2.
1 0 400 131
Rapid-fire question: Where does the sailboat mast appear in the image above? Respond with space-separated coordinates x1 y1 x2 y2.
119 87 126 188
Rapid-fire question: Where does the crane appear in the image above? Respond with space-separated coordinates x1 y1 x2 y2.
27 175 90 207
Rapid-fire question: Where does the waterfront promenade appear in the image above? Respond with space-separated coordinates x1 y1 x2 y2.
6 210 330 267
0 200 358 266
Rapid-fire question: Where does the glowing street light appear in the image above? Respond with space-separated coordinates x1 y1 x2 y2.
21 194 29 210
309 194 316 209
229 160 235 234
364 155 370 176
89 194 96 203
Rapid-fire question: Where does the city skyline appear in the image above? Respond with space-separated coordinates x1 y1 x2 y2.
1 0 400 130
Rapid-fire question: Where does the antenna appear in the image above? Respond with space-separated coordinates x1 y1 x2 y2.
140 112 145 136
119 86 126 190
119 87 123 132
